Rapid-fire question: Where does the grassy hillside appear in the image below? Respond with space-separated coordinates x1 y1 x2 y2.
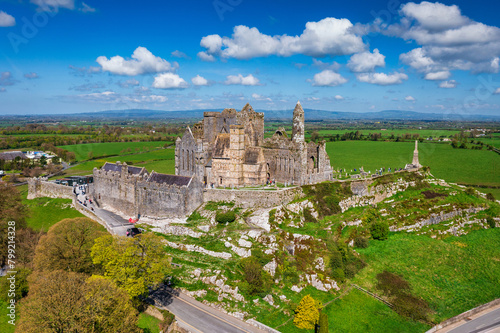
326 141 499 187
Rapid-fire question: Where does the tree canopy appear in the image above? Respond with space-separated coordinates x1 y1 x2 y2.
294 294 320 330
18 270 140 333
33 217 107 274
91 233 170 298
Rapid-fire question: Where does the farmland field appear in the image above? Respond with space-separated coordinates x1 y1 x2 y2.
326 141 499 187
316 128 461 138
58 141 173 161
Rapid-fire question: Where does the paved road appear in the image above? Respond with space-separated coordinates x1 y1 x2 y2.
447 307 500 333
75 190 134 236
150 285 265 333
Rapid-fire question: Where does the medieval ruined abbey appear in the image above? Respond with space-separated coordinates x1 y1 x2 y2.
175 102 333 187
79 102 333 218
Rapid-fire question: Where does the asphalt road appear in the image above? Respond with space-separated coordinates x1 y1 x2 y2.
448 307 500 333
149 285 265 333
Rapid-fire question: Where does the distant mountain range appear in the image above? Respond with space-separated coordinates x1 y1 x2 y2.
70 108 500 121
3 108 499 121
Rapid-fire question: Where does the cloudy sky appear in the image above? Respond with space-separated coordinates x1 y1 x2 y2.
0 0 499 115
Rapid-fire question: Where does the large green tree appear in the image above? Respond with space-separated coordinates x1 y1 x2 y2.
91 233 170 298
294 294 320 330
0 183 28 266
18 270 140 333
33 217 107 274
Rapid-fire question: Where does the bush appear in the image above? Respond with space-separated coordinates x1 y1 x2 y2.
186 211 203 222
370 221 389 240
331 268 345 282
240 256 270 297
159 309 175 331
486 192 495 201
215 210 236 224
486 217 496 229
465 187 476 196
376 271 410 296
354 236 369 248
318 312 329 333
303 207 317 223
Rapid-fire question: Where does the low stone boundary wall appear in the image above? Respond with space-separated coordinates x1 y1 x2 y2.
28 178 74 200
246 319 281 333
425 298 500 333
203 187 303 209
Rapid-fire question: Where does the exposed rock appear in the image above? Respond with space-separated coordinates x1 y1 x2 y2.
162 240 232 259
314 257 325 271
162 225 203 238
238 236 252 248
263 259 277 277
263 294 275 306
291 285 303 293
224 241 251 257
247 209 271 231
305 274 339 292
197 225 210 232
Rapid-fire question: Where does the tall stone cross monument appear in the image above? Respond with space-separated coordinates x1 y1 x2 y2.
412 140 421 168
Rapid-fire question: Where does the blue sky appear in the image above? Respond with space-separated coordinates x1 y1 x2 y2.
0 0 499 115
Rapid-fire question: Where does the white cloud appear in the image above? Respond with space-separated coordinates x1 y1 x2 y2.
356 72 408 85
97 47 178 76
405 95 416 102
311 70 348 87
80 2 96 13
117 79 140 88
152 73 188 89
334 95 344 100
197 51 216 62
312 59 341 71
390 2 500 74
171 50 190 59
347 49 385 72
69 65 101 76
439 80 457 88
251 93 272 101
224 74 260 86
495 88 500 95
68 91 168 104
0 72 15 86
424 71 451 80
191 75 209 86
0 11 15 27
31 0 75 11
200 17 366 60
24 72 39 79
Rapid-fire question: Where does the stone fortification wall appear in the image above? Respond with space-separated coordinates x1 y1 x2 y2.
137 177 203 218
203 187 303 209
28 178 74 200
92 168 142 216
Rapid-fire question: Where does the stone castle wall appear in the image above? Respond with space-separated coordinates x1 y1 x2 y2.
27 178 74 200
203 187 303 209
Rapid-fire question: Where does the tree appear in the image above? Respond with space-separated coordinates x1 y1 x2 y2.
18 270 140 333
240 256 270 296
294 294 320 330
370 221 389 240
310 131 320 142
0 267 31 302
34 218 107 274
318 312 329 333
91 233 170 298
0 183 28 266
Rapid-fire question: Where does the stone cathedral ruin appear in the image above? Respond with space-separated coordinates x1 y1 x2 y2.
87 102 333 218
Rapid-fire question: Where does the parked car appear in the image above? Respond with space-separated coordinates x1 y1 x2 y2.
126 227 142 237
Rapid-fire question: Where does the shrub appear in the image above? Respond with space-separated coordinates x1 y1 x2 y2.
465 187 476 196
303 207 317 223
294 295 320 330
354 236 369 248
215 210 236 224
318 312 329 333
486 217 496 229
186 211 203 222
370 221 389 240
486 192 495 201
376 271 410 296
240 256 270 297
159 309 175 331
331 268 345 282
392 293 430 322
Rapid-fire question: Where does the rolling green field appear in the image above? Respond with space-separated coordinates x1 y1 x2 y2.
354 229 500 323
316 128 461 138
59 141 173 161
0 300 15 333
326 141 499 187
58 148 176 177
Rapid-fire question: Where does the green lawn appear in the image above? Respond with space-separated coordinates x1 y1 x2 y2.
354 229 500 323
58 148 176 177
326 141 499 187
137 313 161 333
59 141 172 161
23 197 84 232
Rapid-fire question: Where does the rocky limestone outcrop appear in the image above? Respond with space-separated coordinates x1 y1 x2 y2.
162 240 232 259
162 225 204 238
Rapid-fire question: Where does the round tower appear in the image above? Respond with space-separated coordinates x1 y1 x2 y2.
292 101 305 143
